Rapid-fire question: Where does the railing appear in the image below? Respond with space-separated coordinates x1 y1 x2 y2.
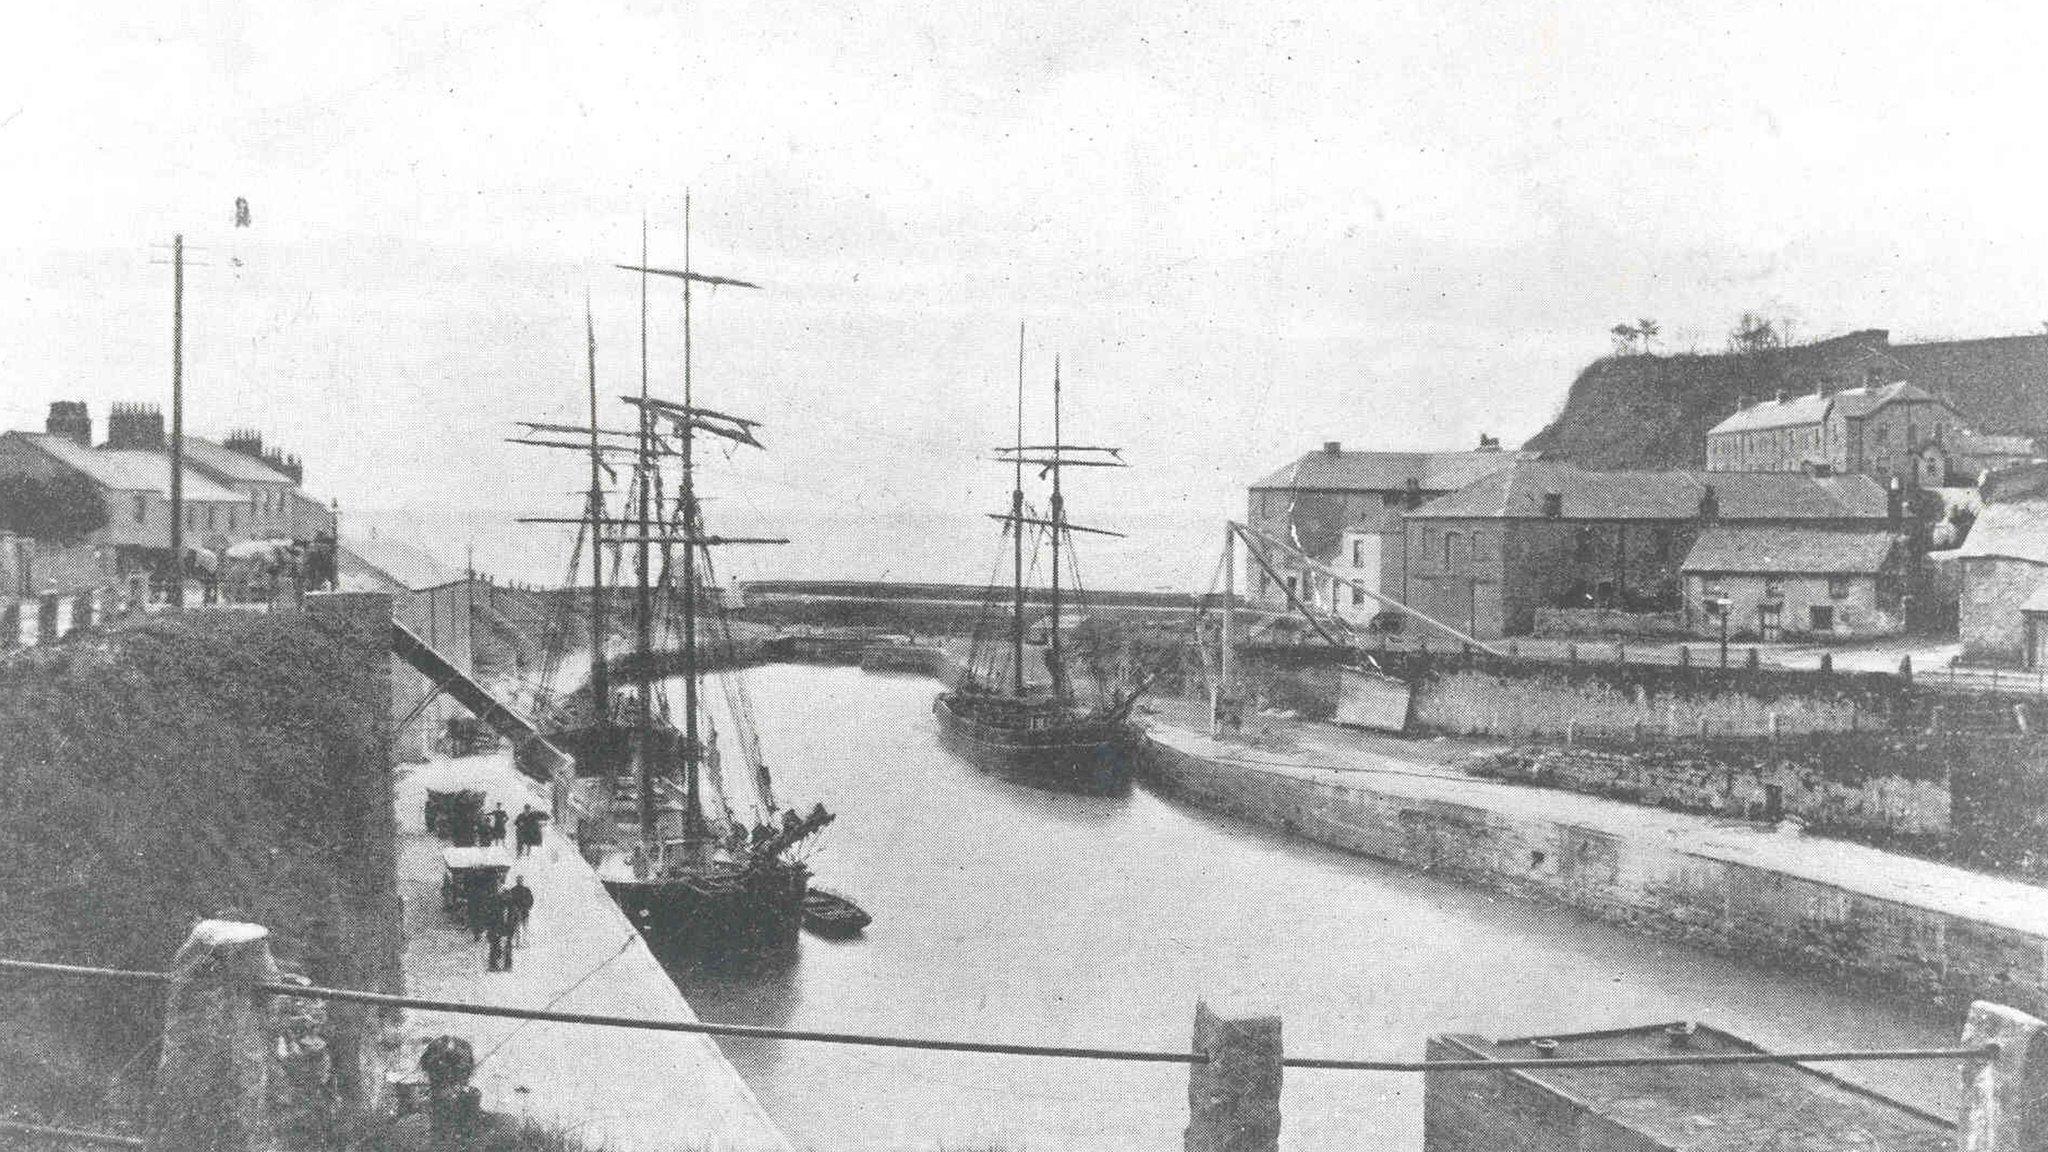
4 940 2037 1152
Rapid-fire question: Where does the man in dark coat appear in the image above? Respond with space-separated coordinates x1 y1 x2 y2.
483 887 515 972
513 805 547 857
502 876 535 947
487 803 509 848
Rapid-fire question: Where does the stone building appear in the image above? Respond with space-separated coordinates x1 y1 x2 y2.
1401 461 1894 639
1246 439 1531 621
1424 1022 1951 1152
1950 500 2048 664
1704 380 1964 484
1679 525 1908 640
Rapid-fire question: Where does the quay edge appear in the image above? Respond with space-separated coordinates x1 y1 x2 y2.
1137 723 2048 1018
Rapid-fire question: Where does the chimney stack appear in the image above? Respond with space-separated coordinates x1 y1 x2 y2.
45 401 91 446
1405 477 1424 509
1476 433 1501 451
1775 390 1789 405
1698 484 1720 524
224 430 266 460
1322 441 1342 455
105 402 166 451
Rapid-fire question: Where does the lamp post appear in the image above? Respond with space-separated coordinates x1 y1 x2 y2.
1711 596 1731 668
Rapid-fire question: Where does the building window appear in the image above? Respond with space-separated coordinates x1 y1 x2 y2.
205 506 216 530
1810 605 1835 631
1443 532 1459 569
1469 531 1487 560
1829 576 1852 599
1351 539 1364 566
185 507 196 529
1763 576 1784 599
1382 491 1404 507
1573 526 1595 562
133 494 146 523
1351 585 1364 606
228 509 237 531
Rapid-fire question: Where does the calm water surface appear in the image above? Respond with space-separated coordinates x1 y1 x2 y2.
662 665 1958 1151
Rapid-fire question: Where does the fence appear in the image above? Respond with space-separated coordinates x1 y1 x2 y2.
3 924 2043 1152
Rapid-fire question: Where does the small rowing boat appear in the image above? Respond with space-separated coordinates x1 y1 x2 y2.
802 887 871 938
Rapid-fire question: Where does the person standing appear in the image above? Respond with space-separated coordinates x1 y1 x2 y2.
502 876 534 948
487 803 509 848
513 805 547 857
484 887 515 972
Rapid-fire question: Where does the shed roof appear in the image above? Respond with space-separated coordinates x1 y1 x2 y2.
1953 500 2048 565
1250 447 1533 492
1407 460 1891 522
1681 526 1899 575
13 432 244 502
1432 1025 1950 1152
338 530 468 591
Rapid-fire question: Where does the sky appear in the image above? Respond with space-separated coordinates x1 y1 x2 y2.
4 0 2047 589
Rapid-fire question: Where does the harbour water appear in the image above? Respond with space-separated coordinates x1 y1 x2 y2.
661 664 1960 1150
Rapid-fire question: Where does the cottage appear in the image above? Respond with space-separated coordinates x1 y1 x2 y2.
1949 500 2048 664
1680 525 1907 640
1246 438 1530 621
1401 460 1895 639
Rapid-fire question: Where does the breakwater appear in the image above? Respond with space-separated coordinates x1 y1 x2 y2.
1139 721 2048 1018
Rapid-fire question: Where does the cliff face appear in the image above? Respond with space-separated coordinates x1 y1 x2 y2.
1524 330 2048 470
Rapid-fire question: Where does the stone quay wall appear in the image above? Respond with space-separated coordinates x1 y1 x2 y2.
1138 734 2048 1017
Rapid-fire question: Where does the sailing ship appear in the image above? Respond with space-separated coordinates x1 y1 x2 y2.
932 327 1150 789
517 201 831 957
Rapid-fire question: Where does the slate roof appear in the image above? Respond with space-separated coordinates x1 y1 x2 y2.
1250 448 1533 492
1406 459 1892 522
12 432 244 502
1681 526 1899 575
1706 381 1943 436
178 437 298 485
1952 500 2048 565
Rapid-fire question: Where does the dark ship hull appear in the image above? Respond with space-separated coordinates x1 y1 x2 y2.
932 689 1134 791
605 860 809 957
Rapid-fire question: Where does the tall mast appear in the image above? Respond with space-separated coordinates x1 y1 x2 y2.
1011 322 1027 695
586 300 610 728
635 217 656 846
679 192 702 845
1048 355 1065 702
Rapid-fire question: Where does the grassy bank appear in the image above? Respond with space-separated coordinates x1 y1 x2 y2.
0 611 388 1128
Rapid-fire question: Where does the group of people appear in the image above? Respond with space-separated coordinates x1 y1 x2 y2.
472 802 549 857
466 875 535 973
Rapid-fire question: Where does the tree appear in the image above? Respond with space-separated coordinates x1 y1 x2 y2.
1635 317 1660 352
1728 312 1783 354
1610 322 1641 356
0 471 109 542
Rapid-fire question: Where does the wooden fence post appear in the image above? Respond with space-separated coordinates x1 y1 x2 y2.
1187 999 1282 1152
145 920 280 1152
1959 1001 2047 1152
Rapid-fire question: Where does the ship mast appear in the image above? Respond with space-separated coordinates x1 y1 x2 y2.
1011 323 1027 696
586 301 610 729
679 192 702 849
1048 356 1066 703
636 219 658 846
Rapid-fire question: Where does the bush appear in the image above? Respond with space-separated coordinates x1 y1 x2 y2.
0 471 109 542
0 612 388 1123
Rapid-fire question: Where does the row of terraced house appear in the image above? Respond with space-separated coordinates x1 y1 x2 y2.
1248 332 2048 656
0 400 336 627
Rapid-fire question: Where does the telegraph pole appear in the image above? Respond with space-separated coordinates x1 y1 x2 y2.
168 234 185 609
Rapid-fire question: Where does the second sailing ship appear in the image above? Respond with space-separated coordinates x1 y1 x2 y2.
933 328 1150 790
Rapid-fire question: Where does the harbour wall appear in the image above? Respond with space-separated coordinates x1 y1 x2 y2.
1138 730 2048 1018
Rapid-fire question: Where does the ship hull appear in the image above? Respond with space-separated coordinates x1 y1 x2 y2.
932 690 1135 792
604 864 808 958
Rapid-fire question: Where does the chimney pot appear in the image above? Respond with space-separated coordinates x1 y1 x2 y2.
45 401 91 447
1323 441 1342 455
1775 390 1789 404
